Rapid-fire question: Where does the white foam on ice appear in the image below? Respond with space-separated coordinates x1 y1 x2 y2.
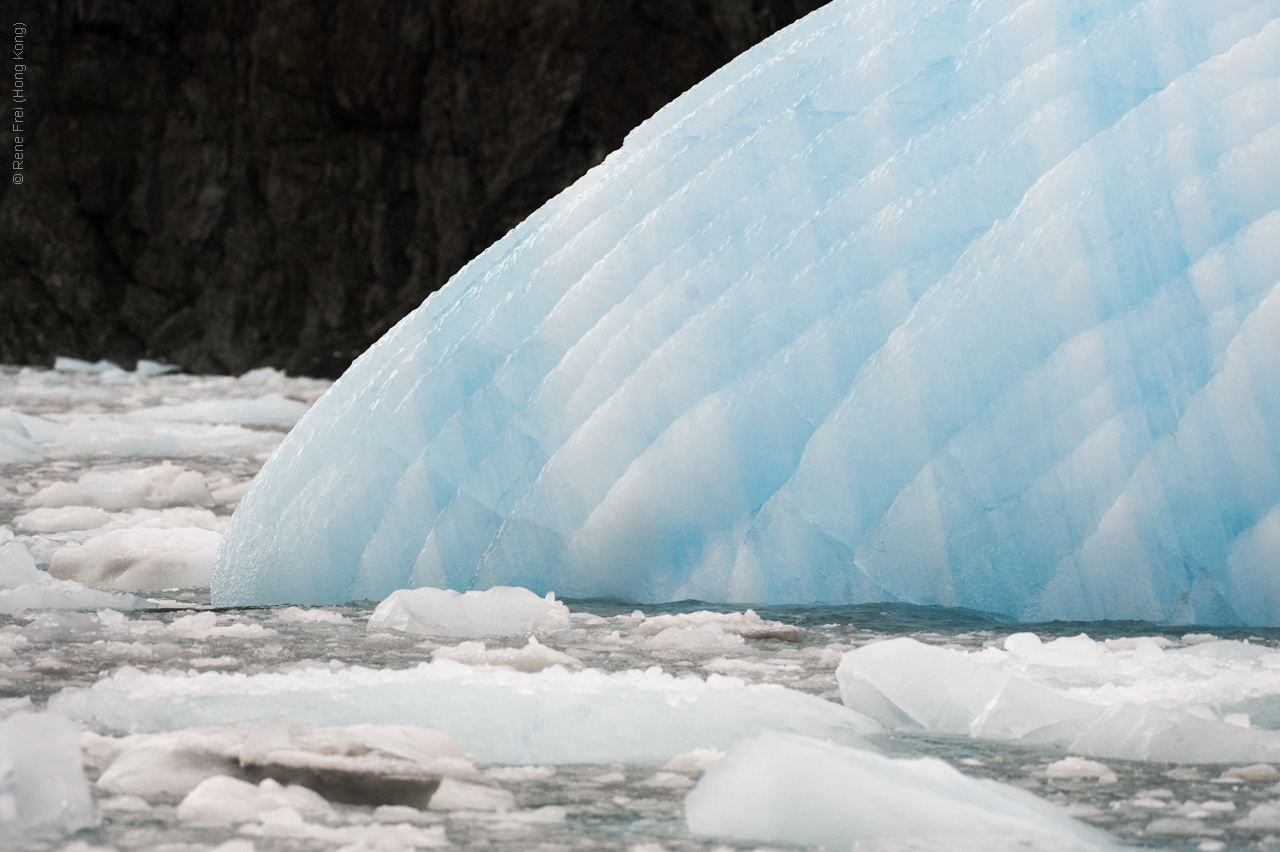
49 659 879 764
838 634 1280 762
214 0 1280 625
0 712 98 840
685 731 1121 851
367 586 571 637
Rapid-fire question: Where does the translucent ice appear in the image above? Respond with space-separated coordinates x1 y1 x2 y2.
0 712 98 840
684 731 1120 851
837 635 1280 762
213 0 1280 624
49 661 879 764
367 586 570 637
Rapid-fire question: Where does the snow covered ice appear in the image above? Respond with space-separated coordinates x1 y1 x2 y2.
216 0 1280 626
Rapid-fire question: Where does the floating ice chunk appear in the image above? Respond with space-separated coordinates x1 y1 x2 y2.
127 394 309 427
29 462 213 510
0 539 147 612
49 527 221 591
50 661 879 765
177 775 333 824
167 612 273 640
838 637 1280 764
1216 764 1279 783
0 712 98 840
54 356 124 374
633 610 802 642
95 723 479 805
274 606 351 625
368 587 570 638
644 622 744 654
685 731 1120 851
12 506 112 534
432 636 579 672
483 765 554 782
664 748 724 773
1045 757 1117 785
427 778 514 812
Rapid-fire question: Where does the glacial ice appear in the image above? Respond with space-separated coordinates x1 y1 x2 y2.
684 731 1120 851
49 660 880 764
837 634 1280 762
0 712 98 840
214 0 1280 624
367 586 571 637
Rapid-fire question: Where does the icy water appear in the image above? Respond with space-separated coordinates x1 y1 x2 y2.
5 364 1280 852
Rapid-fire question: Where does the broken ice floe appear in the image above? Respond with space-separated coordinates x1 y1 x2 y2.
50 660 879 764
368 586 571 637
838 634 1280 762
685 731 1121 851
0 712 98 841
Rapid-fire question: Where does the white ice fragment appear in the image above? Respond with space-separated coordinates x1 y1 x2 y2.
274 606 350 624
838 636 1280 764
368 586 570 638
211 481 252 507
50 661 880 765
663 748 724 773
484 765 555 782
177 775 332 824
54 357 123 373
431 636 578 672
641 771 695 789
49 527 221 591
684 731 1121 851
0 540 147 613
167 612 273 639
126 394 308 427
428 778 513 812
1045 757 1117 785
1215 764 1279 783
12 506 112 533
29 462 213 510
96 723 478 800
0 712 98 840
644 623 744 654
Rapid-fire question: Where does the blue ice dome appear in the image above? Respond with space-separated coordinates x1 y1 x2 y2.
213 0 1280 625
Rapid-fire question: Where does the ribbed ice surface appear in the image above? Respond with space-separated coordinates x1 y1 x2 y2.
214 0 1280 623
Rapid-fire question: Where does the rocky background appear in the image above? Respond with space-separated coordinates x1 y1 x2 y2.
0 0 826 377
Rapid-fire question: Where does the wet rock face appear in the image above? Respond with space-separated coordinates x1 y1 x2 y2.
0 0 826 377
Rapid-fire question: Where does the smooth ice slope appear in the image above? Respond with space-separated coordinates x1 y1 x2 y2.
685 731 1120 851
215 0 1280 623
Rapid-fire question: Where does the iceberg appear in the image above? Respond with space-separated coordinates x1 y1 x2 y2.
215 0 1280 624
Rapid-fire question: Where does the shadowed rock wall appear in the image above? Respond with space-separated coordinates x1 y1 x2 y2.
0 0 826 377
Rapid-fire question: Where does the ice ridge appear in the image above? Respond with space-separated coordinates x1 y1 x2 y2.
214 0 1280 624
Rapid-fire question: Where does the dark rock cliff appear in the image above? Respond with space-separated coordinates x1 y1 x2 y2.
0 0 826 377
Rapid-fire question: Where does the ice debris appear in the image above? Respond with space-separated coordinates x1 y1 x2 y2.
89 722 483 808
367 586 571 637
49 527 220 591
50 660 879 764
684 731 1120 851
0 537 147 613
0 712 98 840
838 635 1280 762
215 0 1280 625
